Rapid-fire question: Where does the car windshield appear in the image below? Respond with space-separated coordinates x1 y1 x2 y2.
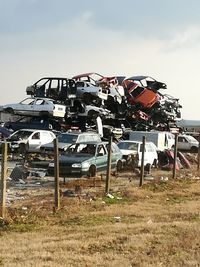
58 134 78 143
10 130 33 140
186 135 198 142
118 142 139 151
66 143 96 155
20 98 35 105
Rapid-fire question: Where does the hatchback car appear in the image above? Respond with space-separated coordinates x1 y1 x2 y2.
117 140 158 167
0 97 66 118
177 134 199 152
7 129 56 153
48 141 123 177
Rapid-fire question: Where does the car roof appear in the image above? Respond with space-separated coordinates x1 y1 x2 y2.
15 129 53 133
61 131 99 135
118 140 155 145
70 141 103 145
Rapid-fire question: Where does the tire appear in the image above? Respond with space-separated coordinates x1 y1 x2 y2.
88 165 96 177
4 108 14 114
82 93 94 105
116 160 123 172
19 143 27 154
88 110 98 119
191 146 198 153
153 159 158 168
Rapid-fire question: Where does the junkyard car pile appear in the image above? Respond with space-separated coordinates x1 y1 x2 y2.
0 73 182 134
0 73 184 177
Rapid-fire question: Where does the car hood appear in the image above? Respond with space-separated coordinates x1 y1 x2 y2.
42 142 71 149
59 154 93 163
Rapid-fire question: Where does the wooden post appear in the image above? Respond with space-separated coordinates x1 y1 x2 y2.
105 133 113 194
54 138 60 211
197 133 200 171
1 142 7 219
172 133 178 179
139 136 145 187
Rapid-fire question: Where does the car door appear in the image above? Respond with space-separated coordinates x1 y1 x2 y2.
33 99 51 116
178 136 190 150
28 131 42 151
18 98 35 115
96 144 107 171
138 143 151 166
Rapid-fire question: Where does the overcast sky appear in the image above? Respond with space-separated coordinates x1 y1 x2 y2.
1 0 200 119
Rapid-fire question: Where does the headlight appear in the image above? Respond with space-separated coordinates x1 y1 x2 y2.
72 163 82 168
82 162 90 168
49 162 54 167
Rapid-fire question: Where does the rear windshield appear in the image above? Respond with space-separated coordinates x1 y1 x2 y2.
118 142 138 151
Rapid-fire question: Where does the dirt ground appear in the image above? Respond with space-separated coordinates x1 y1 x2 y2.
1 165 200 267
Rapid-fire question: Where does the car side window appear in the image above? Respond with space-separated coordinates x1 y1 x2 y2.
146 143 155 152
178 137 186 142
32 132 40 139
97 145 106 156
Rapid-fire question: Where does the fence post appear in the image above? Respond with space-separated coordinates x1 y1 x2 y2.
197 133 200 171
1 142 7 219
172 133 178 179
105 133 113 194
54 138 60 211
139 136 145 187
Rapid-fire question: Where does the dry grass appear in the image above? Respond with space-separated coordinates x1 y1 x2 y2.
1 168 200 266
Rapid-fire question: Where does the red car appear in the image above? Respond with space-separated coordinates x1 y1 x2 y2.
122 79 158 108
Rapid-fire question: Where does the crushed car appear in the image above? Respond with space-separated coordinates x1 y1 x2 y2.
6 129 56 154
0 97 66 118
26 77 77 102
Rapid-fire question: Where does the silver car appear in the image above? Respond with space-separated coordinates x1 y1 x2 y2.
0 97 66 118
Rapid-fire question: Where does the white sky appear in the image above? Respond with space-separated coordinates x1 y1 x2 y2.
1 0 200 119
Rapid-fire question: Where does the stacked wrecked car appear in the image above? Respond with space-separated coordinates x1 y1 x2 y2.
0 73 182 139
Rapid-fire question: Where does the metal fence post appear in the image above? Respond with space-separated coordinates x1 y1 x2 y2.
139 136 145 187
54 138 60 211
1 142 7 219
197 133 200 171
105 133 113 194
172 133 178 179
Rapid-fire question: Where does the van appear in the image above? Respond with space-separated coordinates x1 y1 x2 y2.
129 131 175 151
177 134 199 152
117 140 158 167
7 129 56 153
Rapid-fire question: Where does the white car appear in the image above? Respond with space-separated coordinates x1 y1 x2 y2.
73 72 125 104
78 104 112 118
117 140 158 167
0 97 66 118
177 134 199 152
7 129 56 153
75 80 108 103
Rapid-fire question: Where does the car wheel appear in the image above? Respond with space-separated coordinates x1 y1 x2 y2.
4 108 14 114
153 159 158 168
82 93 94 104
116 160 123 172
88 110 98 119
88 165 96 177
19 143 27 154
191 146 198 153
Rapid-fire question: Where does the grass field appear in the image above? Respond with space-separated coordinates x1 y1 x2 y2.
0 168 200 267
